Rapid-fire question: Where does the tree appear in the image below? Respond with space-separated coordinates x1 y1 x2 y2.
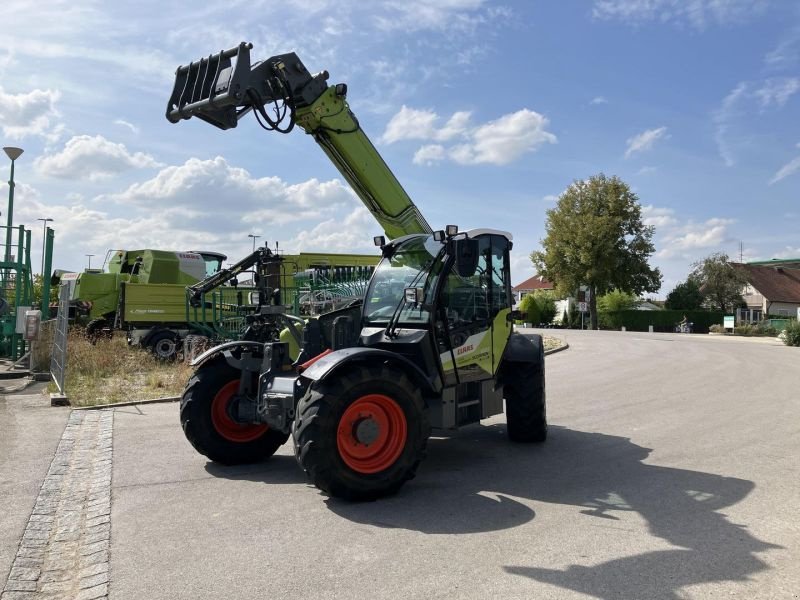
531 174 662 329
690 253 746 313
518 293 541 325
597 289 638 312
664 278 704 310
532 289 557 324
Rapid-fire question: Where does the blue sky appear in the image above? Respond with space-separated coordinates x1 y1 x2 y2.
1 0 798 296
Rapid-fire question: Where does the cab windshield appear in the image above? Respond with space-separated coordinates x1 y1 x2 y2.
364 236 444 326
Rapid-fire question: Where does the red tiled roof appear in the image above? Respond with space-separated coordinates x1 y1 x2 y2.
733 264 800 303
513 274 553 292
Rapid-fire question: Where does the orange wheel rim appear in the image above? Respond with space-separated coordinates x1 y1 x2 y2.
211 380 268 443
337 394 407 474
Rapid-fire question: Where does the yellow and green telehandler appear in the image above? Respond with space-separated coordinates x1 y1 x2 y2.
167 42 546 500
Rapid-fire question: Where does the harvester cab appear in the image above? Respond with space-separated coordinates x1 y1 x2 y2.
168 43 546 500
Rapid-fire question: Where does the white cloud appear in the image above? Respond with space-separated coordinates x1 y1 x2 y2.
381 106 471 144
106 157 355 222
754 77 800 109
592 0 769 29
624 126 669 158
714 79 798 166
657 218 734 258
35 135 163 181
373 0 497 33
764 27 800 70
769 149 800 184
590 96 608 105
114 120 140 135
0 86 61 140
642 205 677 228
13 158 376 272
542 194 558 204
636 166 658 175
775 246 800 258
413 144 447 166
712 82 748 166
386 106 556 166
450 110 557 165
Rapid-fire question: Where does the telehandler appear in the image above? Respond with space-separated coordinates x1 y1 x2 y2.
167 43 546 500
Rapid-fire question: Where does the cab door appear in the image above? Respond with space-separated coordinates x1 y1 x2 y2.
435 234 511 384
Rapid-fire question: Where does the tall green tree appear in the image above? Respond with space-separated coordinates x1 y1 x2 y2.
664 277 704 310
690 253 746 312
531 174 662 329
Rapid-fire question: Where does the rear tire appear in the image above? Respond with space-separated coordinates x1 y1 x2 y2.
293 365 429 501
505 352 547 443
180 360 289 464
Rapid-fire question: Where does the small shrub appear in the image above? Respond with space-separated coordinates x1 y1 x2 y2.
709 324 724 333
783 320 800 347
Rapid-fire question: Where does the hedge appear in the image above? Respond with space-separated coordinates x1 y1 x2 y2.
599 309 724 333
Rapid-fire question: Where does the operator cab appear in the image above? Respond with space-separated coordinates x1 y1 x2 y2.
362 227 514 387
192 251 227 277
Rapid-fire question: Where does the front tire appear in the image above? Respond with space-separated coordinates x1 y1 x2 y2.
504 351 547 443
149 330 180 361
180 360 289 464
293 365 429 501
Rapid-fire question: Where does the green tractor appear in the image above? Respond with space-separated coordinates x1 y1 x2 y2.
167 43 546 500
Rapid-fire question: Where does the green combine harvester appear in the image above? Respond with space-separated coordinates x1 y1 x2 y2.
55 246 379 359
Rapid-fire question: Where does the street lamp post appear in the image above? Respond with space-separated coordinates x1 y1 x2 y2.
248 234 260 252
86 254 95 270
3 147 23 267
37 218 53 279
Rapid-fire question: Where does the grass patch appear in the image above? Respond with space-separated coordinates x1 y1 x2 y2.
543 336 565 352
50 331 194 407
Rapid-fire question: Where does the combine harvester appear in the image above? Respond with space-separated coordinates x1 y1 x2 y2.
55 246 378 359
167 42 547 499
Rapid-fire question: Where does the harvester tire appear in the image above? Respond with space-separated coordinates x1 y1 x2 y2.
293 365 429 501
504 354 547 443
180 360 289 464
86 318 112 343
148 331 180 361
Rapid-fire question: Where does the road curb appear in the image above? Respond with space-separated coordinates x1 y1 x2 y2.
73 396 181 411
545 342 569 356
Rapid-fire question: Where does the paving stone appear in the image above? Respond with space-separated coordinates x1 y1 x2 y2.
74 582 107 600
2 410 114 599
39 580 72 594
39 570 72 583
79 572 109 589
79 541 108 557
8 559 41 570
0 591 36 599
7 568 39 582
78 563 108 579
79 550 109 568
85 515 110 528
2 581 36 592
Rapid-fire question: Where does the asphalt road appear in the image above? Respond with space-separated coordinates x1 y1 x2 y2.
106 330 800 600
3 330 797 599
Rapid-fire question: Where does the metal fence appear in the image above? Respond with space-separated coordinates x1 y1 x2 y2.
49 284 70 394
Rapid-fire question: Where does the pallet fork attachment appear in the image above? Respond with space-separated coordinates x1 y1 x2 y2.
166 42 329 130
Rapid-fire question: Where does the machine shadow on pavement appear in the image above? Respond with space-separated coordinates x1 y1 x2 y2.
327 424 781 599
203 454 306 485
199 423 779 599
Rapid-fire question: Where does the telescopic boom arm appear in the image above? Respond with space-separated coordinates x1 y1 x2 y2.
166 42 432 240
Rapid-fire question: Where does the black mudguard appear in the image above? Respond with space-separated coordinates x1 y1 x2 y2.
300 347 440 397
